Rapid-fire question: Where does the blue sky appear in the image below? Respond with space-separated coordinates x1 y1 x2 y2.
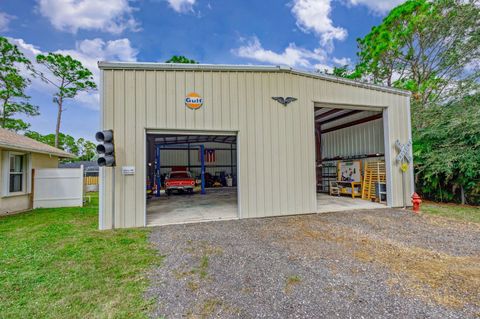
0 0 404 140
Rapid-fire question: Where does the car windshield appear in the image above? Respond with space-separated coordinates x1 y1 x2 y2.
169 172 191 179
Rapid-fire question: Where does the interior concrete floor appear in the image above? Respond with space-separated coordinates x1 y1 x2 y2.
317 193 386 212
147 187 238 226
147 188 386 226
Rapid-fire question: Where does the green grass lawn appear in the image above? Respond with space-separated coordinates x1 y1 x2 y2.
0 193 160 319
421 201 480 223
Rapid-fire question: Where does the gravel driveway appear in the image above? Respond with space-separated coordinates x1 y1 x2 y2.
146 209 480 318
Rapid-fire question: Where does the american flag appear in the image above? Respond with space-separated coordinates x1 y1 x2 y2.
200 149 216 163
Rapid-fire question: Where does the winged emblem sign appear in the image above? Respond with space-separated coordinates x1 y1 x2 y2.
272 96 297 106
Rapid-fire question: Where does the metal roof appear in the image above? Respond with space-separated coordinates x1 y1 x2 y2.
98 61 411 97
0 128 74 158
315 108 382 130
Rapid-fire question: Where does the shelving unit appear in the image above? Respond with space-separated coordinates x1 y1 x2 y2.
318 162 337 193
375 182 387 203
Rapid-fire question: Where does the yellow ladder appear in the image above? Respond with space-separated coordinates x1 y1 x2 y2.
362 161 386 201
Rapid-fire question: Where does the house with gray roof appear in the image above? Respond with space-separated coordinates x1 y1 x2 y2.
0 128 73 214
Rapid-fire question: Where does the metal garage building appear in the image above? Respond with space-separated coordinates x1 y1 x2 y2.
97 62 413 230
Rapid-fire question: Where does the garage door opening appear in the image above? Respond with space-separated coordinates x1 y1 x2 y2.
315 106 387 212
146 133 238 226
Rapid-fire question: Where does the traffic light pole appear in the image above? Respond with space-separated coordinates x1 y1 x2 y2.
96 130 117 228
111 166 115 229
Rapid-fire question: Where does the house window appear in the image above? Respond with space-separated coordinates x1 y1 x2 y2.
9 154 25 193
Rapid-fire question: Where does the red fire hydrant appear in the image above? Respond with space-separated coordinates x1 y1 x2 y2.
411 192 422 213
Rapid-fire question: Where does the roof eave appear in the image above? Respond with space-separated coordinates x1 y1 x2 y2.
0 143 75 158
98 61 411 97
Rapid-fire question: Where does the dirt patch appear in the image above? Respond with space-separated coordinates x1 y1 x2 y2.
284 275 302 293
420 212 480 230
276 217 480 309
185 298 241 319
354 237 480 308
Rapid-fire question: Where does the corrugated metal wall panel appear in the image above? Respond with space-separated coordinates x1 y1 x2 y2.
124 70 136 227
321 118 384 158
134 70 146 226
100 68 412 228
276 73 288 215
269 73 280 216
113 70 124 227
102 70 113 228
385 94 413 207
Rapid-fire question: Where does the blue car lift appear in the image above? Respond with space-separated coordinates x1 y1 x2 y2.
155 143 206 197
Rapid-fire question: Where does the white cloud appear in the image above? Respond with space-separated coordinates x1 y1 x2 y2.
0 12 15 32
58 38 138 81
57 38 138 109
291 0 347 48
345 0 405 14
37 0 139 34
11 37 138 110
232 36 328 69
167 0 196 13
313 63 333 73
333 57 351 66
10 38 43 56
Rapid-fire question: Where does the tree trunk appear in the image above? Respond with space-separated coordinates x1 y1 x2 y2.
55 98 63 148
1 105 5 128
2 99 7 128
460 185 466 205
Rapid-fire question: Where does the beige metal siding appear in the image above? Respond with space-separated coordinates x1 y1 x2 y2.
100 67 413 228
321 118 384 158
384 94 413 207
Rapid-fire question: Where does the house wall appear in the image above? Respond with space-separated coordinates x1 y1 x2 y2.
99 66 413 229
0 150 59 214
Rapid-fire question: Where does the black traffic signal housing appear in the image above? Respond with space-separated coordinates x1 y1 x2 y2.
95 130 116 167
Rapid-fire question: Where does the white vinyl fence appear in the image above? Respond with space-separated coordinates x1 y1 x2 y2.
33 167 84 208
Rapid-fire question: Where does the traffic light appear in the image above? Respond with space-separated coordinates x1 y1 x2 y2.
95 130 115 167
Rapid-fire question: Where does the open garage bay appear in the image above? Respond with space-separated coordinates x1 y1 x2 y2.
147 188 238 226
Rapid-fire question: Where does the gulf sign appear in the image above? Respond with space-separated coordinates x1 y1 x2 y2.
185 92 203 110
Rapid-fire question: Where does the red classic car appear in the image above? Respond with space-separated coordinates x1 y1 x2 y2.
165 171 195 195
